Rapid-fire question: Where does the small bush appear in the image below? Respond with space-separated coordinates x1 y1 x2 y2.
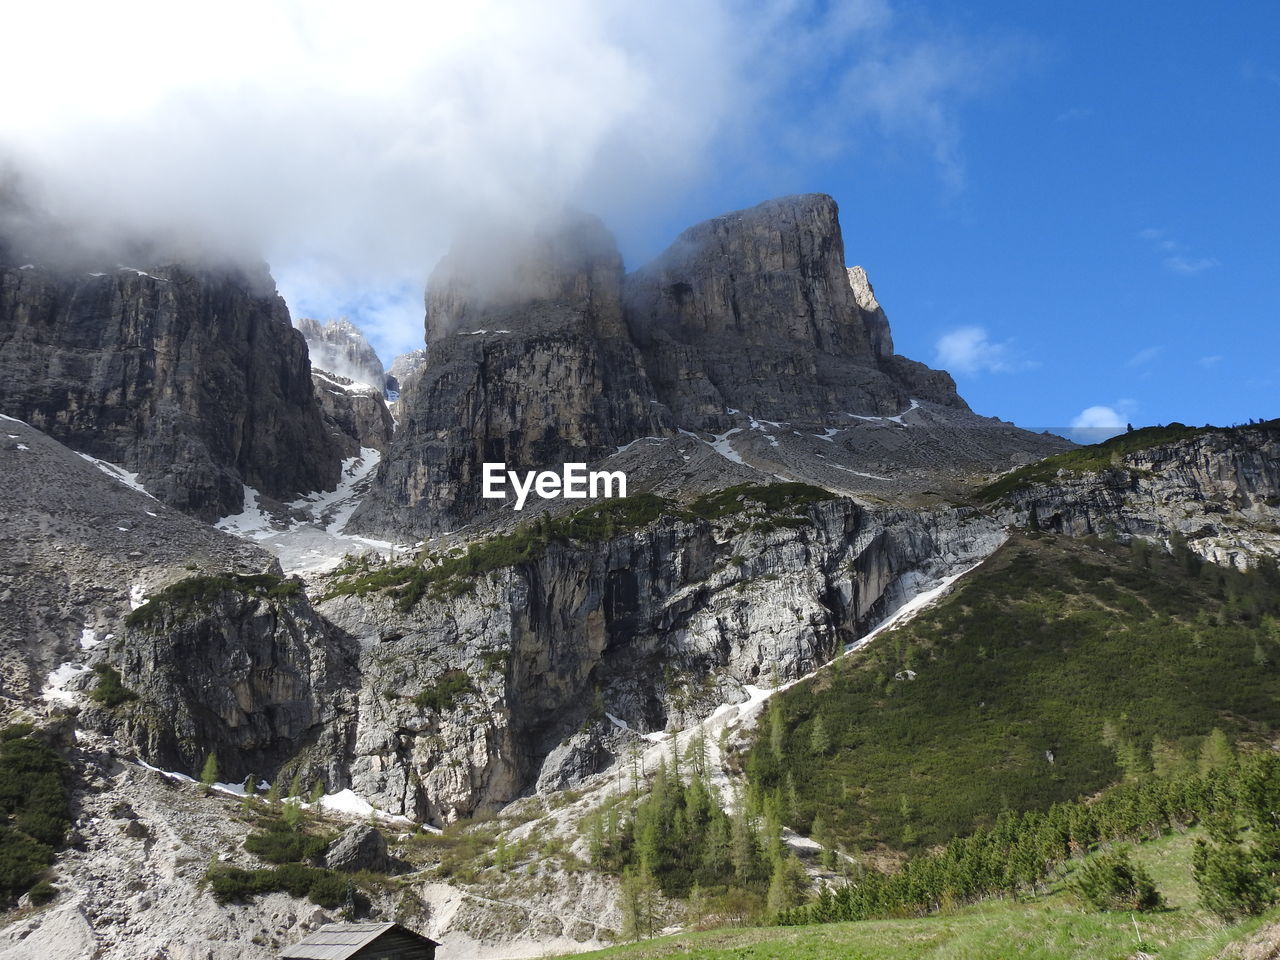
414 670 477 712
88 664 137 708
27 879 58 906
0 828 55 904
0 724 35 742
244 821 330 864
307 872 350 909
1071 847 1163 912
205 862 351 906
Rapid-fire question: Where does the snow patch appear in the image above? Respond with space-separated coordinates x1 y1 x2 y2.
313 370 380 394
80 626 101 650
848 398 922 425
215 486 277 539
709 428 745 464
117 266 170 282
215 450 409 574
612 436 666 456
76 453 156 499
318 788 413 824
831 464 892 481
15 443 29 451
129 584 147 611
42 662 90 705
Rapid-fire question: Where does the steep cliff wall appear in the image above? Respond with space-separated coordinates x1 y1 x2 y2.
0 255 344 520
350 212 667 536
91 575 358 785
623 195 967 432
323 492 1004 822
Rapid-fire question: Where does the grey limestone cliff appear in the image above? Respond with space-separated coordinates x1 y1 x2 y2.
297 316 387 389
994 422 1280 568
350 211 667 536
323 494 1003 822
623 194 967 432
0 252 344 520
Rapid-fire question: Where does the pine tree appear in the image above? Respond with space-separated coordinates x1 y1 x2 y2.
199 753 219 795
768 700 785 762
308 780 325 804
239 775 257 812
1198 728 1234 775
809 714 830 756
620 863 659 940
1193 816 1274 920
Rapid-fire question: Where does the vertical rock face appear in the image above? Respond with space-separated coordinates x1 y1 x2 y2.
0 255 344 520
95 582 357 786
350 211 667 536
297 317 395 454
311 370 396 456
623 194 967 431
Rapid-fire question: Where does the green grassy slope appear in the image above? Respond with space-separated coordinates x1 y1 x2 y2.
552 831 1276 960
744 532 1280 851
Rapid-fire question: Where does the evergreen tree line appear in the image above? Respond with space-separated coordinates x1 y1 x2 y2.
778 745 1280 926
582 732 809 935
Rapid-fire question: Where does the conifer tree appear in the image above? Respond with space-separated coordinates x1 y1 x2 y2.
199 753 219 795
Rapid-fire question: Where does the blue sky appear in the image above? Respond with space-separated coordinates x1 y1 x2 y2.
607 3 1279 434
4 2 1275 435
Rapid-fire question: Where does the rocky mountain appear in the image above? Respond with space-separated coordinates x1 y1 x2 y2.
0 414 273 706
352 195 1067 539
350 210 668 536
296 317 387 390
386 348 428 401
3 189 1275 960
298 316 396 453
624 195 960 431
0 247 344 521
311 368 395 456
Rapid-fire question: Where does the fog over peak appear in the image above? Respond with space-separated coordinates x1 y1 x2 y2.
1 0 1011 359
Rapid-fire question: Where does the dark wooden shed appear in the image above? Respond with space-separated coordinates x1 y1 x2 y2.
279 922 438 960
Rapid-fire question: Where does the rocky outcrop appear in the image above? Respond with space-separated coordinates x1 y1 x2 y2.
91 578 358 786
0 254 344 520
323 823 391 873
0 414 273 705
386 348 427 401
995 422 1280 569
623 194 967 432
312 369 395 455
350 211 667 536
297 317 386 390
322 494 1004 822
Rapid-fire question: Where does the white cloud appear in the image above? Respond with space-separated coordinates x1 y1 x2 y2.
1125 345 1163 368
1070 405 1127 442
1164 255 1221 275
934 326 1033 375
0 1 1021 357
1198 355 1224 368
1138 228 1219 276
